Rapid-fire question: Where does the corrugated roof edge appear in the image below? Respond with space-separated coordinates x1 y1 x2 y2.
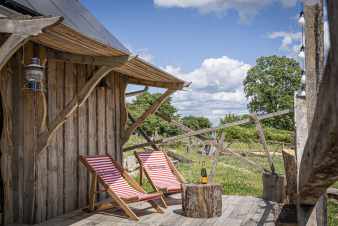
2 0 130 54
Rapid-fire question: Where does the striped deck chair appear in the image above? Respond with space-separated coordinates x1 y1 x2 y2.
80 155 164 221
135 150 186 207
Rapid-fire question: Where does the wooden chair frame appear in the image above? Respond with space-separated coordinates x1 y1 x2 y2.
134 149 186 208
79 155 164 221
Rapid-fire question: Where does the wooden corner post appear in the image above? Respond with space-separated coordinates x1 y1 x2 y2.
0 16 62 225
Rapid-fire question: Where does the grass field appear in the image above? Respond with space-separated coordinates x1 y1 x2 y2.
126 136 338 225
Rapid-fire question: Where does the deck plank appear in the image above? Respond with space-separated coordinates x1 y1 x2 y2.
29 195 280 226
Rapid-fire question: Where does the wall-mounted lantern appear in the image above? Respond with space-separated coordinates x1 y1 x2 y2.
25 57 44 91
298 46 305 59
298 11 305 26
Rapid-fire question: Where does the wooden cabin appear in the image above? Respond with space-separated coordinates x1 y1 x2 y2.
0 0 186 224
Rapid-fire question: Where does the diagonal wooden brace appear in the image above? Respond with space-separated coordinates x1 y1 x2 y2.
0 16 62 71
37 60 130 155
122 89 175 144
37 55 133 155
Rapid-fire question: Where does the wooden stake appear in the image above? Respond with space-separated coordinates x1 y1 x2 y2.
250 113 275 173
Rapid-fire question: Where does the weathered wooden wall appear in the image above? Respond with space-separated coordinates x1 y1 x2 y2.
1 42 127 224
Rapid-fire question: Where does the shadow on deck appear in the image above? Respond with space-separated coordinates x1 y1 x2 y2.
27 195 281 226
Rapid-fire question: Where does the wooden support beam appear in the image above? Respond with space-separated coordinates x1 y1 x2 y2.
47 49 135 66
126 76 185 90
122 89 175 144
123 109 292 152
298 0 338 204
0 16 62 71
250 113 275 173
37 60 129 155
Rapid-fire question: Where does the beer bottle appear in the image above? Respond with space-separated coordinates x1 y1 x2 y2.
200 161 208 184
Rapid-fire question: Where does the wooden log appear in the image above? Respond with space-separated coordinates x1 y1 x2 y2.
282 149 297 205
181 183 222 218
262 172 285 203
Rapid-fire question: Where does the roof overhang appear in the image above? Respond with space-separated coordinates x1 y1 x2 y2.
32 23 187 90
32 23 186 89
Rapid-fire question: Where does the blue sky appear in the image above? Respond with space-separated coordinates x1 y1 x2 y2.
81 0 304 125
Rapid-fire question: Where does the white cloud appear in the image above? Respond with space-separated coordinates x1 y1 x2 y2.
268 31 303 62
154 0 298 22
164 56 251 125
269 31 302 51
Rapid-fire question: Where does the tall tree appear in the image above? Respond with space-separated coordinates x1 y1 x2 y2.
243 56 302 130
182 116 212 130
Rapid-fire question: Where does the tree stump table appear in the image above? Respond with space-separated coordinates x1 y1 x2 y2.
181 183 222 218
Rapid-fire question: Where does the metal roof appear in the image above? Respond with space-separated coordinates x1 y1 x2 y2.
3 0 130 54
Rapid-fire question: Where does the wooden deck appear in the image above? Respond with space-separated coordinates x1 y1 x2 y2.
23 194 282 226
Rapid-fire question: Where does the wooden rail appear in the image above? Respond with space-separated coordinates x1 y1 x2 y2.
123 109 292 152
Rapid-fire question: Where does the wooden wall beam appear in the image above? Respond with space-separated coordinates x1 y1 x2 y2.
298 0 338 204
122 89 175 144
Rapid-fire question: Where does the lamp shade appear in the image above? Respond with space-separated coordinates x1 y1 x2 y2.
25 58 44 82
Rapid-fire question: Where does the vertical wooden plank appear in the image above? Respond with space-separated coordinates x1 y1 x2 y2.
106 87 114 158
46 59 58 219
119 77 127 164
22 42 36 224
56 61 64 215
77 64 88 208
87 66 97 196
11 51 24 223
96 87 106 200
97 87 106 155
1 61 14 224
36 46 47 223
63 62 77 212
114 73 121 163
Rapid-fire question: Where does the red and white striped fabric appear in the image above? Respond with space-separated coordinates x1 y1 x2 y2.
84 155 160 201
137 151 181 193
